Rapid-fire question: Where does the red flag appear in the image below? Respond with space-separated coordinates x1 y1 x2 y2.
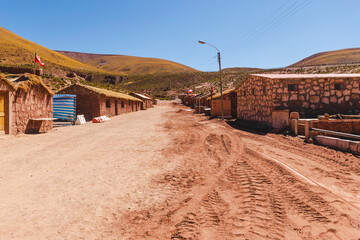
210 85 214 92
35 51 45 66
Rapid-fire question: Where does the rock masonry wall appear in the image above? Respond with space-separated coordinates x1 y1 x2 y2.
237 75 273 125
237 75 360 125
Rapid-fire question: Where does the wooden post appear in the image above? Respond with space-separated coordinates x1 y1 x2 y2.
292 119 298 135
304 121 310 142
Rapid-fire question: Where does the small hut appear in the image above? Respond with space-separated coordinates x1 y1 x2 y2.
207 88 237 118
129 92 153 110
57 83 142 121
0 73 54 135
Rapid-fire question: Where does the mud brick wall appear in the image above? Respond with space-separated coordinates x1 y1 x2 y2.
237 75 273 125
237 75 360 126
12 85 53 134
311 119 360 135
99 97 140 117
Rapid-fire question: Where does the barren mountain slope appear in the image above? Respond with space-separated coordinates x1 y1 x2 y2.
291 48 360 67
57 50 198 75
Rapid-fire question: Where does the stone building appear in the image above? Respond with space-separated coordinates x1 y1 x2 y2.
237 73 360 127
57 83 142 121
0 73 54 135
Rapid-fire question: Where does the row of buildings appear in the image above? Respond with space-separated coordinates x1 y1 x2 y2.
181 73 360 129
0 73 154 135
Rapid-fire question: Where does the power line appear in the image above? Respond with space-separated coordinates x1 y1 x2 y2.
222 0 314 58
195 0 314 70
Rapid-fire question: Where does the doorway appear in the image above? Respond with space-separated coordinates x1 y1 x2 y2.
0 94 5 132
115 100 118 115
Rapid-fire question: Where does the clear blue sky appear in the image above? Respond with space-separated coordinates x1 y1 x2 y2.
1 0 359 71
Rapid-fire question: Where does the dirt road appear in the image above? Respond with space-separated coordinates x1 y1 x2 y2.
0 101 359 239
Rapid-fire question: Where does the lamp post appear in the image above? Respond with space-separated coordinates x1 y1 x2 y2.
198 40 223 120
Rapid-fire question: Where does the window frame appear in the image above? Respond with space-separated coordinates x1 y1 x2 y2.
106 99 111 108
287 84 298 92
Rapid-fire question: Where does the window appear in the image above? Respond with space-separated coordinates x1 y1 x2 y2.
129 100 131 105
121 101 124 108
106 100 111 108
334 83 344 90
263 86 267 94
252 89 255 95
288 84 298 91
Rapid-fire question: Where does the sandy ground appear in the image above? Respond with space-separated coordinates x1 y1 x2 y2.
0 101 360 239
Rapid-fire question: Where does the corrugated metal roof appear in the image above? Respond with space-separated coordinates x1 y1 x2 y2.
132 93 152 100
251 73 360 79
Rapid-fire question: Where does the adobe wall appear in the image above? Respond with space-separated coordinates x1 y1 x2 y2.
271 77 360 117
12 85 53 134
237 75 273 125
211 99 231 117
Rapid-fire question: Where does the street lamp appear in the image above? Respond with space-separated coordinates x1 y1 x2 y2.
198 40 224 120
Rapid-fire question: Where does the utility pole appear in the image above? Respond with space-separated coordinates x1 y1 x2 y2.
198 41 224 120
217 52 224 120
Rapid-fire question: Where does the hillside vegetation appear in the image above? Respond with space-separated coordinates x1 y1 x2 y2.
57 51 198 75
0 27 118 76
290 48 360 67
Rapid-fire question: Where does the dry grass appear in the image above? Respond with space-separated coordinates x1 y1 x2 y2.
0 27 118 75
291 48 360 67
57 51 199 75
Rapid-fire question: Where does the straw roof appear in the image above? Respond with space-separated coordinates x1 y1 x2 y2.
0 73 16 90
14 74 54 96
0 73 54 95
206 88 235 100
72 83 142 102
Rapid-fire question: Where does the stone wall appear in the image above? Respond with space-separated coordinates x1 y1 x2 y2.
271 77 360 117
12 85 53 134
0 66 42 75
237 75 360 126
237 75 273 125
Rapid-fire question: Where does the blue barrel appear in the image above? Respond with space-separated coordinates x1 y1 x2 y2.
53 94 76 122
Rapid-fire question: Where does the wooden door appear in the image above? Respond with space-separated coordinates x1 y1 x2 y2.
115 100 118 115
0 94 5 131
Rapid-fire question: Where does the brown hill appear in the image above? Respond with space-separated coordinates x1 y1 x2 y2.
0 26 116 75
290 48 360 67
56 51 198 75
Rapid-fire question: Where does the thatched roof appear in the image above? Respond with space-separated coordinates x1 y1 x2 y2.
67 83 142 102
0 73 54 95
206 88 235 100
13 75 54 96
0 73 16 90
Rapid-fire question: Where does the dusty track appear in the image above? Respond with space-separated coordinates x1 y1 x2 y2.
0 101 359 239
117 102 360 239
